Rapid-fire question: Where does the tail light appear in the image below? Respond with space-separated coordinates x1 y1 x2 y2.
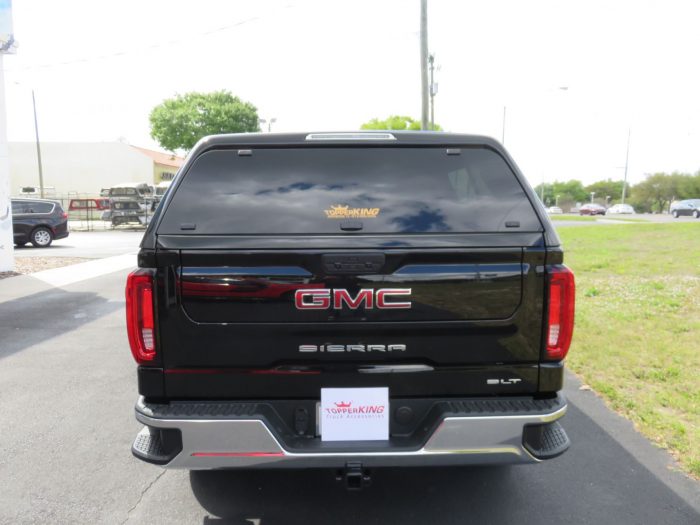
546 265 575 360
62 211 68 219
126 269 156 364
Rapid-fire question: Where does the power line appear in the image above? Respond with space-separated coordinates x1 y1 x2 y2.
6 5 294 72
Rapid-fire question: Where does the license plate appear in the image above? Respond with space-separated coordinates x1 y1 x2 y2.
319 387 389 441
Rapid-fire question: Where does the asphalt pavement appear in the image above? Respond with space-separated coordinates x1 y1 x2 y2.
12 230 143 259
0 254 698 524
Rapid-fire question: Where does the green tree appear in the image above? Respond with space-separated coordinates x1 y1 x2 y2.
584 179 629 203
534 179 588 206
622 171 700 213
360 115 443 131
632 173 679 213
149 91 260 152
675 171 700 199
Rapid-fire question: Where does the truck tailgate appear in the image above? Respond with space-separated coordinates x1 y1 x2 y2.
154 235 546 398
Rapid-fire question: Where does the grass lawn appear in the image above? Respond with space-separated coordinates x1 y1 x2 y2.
601 216 651 223
558 223 700 478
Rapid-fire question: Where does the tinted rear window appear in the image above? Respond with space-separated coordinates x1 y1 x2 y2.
158 147 542 234
13 201 54 214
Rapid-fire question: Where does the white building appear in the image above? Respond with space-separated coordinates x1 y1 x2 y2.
8 142 183 196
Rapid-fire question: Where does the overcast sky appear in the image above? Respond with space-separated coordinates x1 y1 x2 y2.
3 0 700 187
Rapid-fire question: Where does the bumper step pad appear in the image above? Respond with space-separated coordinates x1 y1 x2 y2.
523 420 571 460
132 427 181 465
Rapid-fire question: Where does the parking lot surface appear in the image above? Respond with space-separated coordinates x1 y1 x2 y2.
0 253 698 524
12 230 143 259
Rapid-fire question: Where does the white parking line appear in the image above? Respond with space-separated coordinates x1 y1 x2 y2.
30 253 138 287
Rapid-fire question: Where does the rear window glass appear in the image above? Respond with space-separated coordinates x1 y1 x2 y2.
14 201 54 214
158 147 542 234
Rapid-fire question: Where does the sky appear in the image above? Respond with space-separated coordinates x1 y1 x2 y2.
3 0 700 188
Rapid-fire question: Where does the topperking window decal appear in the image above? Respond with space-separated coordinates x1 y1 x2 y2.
324 204 381 219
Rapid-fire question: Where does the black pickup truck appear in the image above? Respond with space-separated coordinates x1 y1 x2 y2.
127 132 575 484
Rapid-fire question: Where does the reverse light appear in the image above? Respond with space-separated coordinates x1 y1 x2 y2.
126 269 156 364
546 265 575 360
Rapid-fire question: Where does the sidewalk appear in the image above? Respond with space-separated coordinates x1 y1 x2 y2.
0 252 137 303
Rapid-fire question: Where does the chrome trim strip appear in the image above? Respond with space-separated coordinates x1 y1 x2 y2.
134 399 566 469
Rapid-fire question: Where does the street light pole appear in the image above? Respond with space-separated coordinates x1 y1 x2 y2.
259 118 277 133
621 128 630 205
31 89 44 198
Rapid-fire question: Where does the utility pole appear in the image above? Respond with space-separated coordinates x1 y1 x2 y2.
540 175 545 203
31 90 44 198
428 54 436 130
621 128 630 205
420 0 429 130
502 106 507 144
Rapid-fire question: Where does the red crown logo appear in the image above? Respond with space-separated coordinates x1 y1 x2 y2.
335 401 351 408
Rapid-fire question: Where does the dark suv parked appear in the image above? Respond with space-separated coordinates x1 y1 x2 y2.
11 198 69 247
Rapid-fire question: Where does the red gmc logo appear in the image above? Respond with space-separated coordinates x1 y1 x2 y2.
294 288 412 310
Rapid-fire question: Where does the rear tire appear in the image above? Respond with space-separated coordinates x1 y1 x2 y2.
672 210 679 218
694 210 700 219
30 227 53 248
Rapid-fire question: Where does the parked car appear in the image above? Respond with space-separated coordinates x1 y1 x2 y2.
670 199 700 218
607 204 635 214
11 198 69 247
546 206 563 214
579 203 606 216
68 198 111 220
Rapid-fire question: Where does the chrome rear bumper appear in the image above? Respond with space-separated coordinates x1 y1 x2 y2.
133 396 569 469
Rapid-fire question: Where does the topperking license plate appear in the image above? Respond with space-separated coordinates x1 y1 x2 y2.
319 387 389 441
